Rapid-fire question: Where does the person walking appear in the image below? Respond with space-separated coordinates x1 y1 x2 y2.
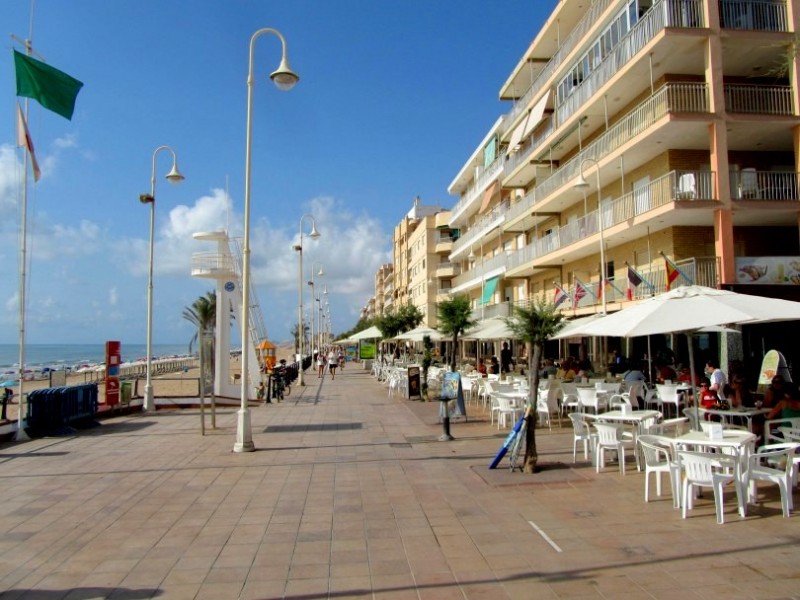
317 351 326 378
327 348 338 381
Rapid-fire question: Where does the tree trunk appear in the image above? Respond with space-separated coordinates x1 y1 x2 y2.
450 333 459 372
523 342 543 473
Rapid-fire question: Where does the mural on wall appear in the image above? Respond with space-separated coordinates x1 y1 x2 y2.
736 257 800 285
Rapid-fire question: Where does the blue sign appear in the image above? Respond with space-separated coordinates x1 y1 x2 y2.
224 281 235 292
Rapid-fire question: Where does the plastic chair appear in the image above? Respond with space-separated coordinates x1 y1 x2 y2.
743 443 799 518
537 387 563 430
568 412 596 463
559 382 580 418
677 450 742 524
593 422 635 475
653 417 690 438
656 384 683 418
765 417 800 444
637 434 681 506
494 395 521 429
578 387 606 414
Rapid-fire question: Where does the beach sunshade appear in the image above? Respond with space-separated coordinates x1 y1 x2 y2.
350 325 384 341
550 313 608 340
579 285 800 339
462 318 516 341
395 326 446 342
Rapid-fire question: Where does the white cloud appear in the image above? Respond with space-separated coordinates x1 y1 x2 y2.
109 287 118 306
0 144 22 213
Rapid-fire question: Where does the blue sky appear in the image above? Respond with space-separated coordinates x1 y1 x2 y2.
1 1 549 346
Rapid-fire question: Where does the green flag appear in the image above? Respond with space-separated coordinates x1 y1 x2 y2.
14 50 83 120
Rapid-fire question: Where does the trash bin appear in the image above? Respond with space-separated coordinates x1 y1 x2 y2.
120 381 132 405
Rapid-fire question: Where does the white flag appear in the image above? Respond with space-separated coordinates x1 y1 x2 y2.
16 102 41 182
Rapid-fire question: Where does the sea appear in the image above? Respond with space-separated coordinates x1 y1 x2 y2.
0 343 197 373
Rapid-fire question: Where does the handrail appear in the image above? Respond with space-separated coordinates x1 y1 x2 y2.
450 199 510 258
450 156 504 223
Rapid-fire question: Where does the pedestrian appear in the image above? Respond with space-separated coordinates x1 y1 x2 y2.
317 351 326 378
500 342 513 375
338 348 345 370
256 381 266 403
327 348 338 380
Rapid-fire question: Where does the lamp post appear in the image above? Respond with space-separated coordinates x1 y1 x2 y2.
140 145 184 413
236 27 299 453
322 286 329 346
295 215 320 386
575 158 607 314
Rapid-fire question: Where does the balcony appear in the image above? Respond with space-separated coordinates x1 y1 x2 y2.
507 170 717 275
435 261 457 278
471 301 512 322
449 199 510 260
434 237 454 254
449 156 504 226
191 252 236 279
505 83 710 228
724 84 794 115
451 252 508 293
730 169 800 200
719 0 789 31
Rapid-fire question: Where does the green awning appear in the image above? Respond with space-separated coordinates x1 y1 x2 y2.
480 276 499 305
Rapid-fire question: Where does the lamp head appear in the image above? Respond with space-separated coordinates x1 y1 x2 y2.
318 267 324 277
574 173 589 189
308 222 321 239
270 56 300 91
165 162 185 185
139 193 154 204
467 250 476 263
292 244 302 252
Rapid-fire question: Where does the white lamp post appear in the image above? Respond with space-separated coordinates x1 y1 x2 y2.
295 215 320 386
140 145 184 413
236 27 299 453
575 157 607 315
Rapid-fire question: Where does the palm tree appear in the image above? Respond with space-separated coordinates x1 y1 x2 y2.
291 321 310 353
437 294 476 372
183 291 217 357
504 299 565 473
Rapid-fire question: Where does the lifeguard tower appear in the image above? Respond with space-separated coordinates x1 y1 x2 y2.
191 230 268 400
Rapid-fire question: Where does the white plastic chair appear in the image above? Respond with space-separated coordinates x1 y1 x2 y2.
653 417 690 438
678 450 743 524
743 443 799 517
568 412 596 463
637 434 681 506
537 387 563 430
559 382 580 418
593 422 635 475
765 417 800 444
494 395 521 429
578 387 606 414
675 172 696 199
656 384 683 418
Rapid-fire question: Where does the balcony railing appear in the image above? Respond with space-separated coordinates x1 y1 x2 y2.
719 0 789 31
556 0 705 127
504 0 614 127
505 83 709 225
504 114 556 176
507 170 717 272
450 199 510 258
451 252 508 291
471 301 512 322
730 170 800 200
450 156 504 223
191 252 236 277
724 84 794 115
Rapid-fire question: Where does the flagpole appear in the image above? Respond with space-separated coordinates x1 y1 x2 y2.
14 45 33 442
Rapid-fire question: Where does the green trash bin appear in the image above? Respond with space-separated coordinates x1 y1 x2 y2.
120 381 132 405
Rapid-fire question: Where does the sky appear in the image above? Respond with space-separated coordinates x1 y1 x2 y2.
1 0 550 347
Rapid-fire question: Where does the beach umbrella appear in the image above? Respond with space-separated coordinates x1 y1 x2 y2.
395 326 446 342
350 325 383 341
462 318 516 341
572 285 800 427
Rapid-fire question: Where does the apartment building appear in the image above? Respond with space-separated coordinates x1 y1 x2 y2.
374 263 394 316
393 197 454 328
448 0 800 365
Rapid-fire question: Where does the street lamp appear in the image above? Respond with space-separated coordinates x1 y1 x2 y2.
236 27 299 453
295 215 320 386
140 145 184 413
307 263 323 356
575 158 607 314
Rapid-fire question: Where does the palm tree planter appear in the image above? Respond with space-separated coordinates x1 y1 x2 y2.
436 295 477 441
504 299 565 473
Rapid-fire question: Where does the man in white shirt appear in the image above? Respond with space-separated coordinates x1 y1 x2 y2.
704 359 727 396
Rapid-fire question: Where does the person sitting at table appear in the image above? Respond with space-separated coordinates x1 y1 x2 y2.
576 358 593 380
488 356 500 375
698 378 719 409
476 358 487 377
538 358 557 379
704 359 727 396
557 357 577 382
766 384 800 420
726 376 753 408
763 375 788 408
656 361 677 384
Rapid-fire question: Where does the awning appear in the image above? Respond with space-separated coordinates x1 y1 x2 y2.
479 180 499 214
522 91 550 140
480 276 500 305
506 115 528 155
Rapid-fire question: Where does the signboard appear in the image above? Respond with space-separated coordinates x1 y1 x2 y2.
105 340 121 406
757 349 792 394
345 344 358 362
439 372 467 420
407 366 421 399
736 256 800 284
360 342 376 360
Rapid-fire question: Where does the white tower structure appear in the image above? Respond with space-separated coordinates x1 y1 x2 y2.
191 230 266 400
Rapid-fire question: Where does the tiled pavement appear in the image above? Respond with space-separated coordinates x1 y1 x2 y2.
0 366 798 600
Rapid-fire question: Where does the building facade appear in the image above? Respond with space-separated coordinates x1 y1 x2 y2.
447 0 800 368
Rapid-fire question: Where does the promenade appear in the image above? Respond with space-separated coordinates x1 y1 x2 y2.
0 366 797 600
